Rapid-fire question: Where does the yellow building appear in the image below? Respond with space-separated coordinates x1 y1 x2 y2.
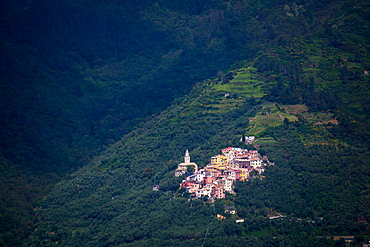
239 169 248 181
210 155 229 170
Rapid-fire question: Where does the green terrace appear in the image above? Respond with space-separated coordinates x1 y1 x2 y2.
244 103 342 146
281 104 308 114
250 112 298 126
244 103 298 142
181 67 269 116
213 67 267 99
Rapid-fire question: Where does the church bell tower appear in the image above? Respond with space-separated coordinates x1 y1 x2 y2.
185 149 190 163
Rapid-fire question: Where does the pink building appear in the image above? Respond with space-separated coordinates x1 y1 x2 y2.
211 186 225 199
203 176 216 185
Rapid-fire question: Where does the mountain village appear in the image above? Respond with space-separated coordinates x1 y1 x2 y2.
174 147 274 199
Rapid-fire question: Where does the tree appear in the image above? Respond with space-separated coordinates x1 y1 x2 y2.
241 133 246 143
143 167 154 178
186 165 195 173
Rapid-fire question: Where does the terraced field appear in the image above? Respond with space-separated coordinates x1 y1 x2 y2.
281 104 308 114
251 112 298 126
213 67 266 98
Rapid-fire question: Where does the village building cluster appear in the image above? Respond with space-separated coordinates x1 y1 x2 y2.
175 147 274 199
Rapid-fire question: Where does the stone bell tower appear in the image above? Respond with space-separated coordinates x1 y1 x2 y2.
185 149 190 163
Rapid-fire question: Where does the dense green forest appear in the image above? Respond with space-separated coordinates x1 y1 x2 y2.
1 0 370 246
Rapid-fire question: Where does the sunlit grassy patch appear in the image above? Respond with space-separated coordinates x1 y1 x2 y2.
213 67 266 98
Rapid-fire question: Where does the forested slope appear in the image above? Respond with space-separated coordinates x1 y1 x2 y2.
26 1 370 242
1 0 370 246
0 0 250 244
26 62 370 246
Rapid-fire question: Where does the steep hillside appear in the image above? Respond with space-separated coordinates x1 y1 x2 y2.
0 0 253 244
1 0 370 246
26 33 370 246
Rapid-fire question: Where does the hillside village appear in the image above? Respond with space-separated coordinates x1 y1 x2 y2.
175 147 274 199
